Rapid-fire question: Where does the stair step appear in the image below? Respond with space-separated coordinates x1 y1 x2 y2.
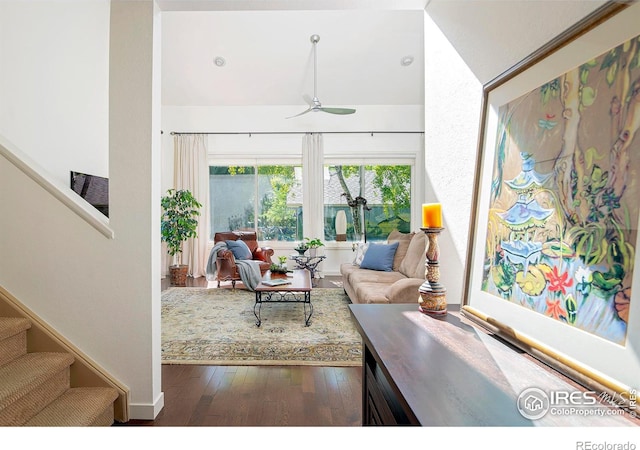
0 318 31 367
0 352 74 426
0 317 30 340
25 387 118 426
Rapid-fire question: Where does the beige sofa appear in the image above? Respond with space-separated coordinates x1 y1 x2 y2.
340 230 427 304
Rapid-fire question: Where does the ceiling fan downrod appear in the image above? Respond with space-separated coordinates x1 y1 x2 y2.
285 33 356 119
311 34 320 103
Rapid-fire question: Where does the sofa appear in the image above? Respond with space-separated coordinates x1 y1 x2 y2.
340 230 427 304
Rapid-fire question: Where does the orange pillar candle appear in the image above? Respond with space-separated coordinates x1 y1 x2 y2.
422 203 442 228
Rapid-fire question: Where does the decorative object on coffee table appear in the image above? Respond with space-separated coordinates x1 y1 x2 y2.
269 256 289 275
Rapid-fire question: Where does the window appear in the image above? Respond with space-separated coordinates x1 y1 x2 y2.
324 164 412 242
207 133 421 244
209 165 303 241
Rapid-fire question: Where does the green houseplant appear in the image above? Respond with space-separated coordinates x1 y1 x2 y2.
294 242 309 255
305 237 324 257
161 189 202 286
269 256 289 275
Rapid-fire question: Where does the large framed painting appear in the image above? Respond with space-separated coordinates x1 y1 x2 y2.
462 0 640 406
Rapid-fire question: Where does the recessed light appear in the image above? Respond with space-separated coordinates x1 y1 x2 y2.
401 55 414 66
213 56 226 67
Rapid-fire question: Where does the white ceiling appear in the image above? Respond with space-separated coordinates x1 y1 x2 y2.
160 0 607 109
161 8 425 107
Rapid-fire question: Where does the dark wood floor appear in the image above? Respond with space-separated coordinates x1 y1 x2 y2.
123 274 362 427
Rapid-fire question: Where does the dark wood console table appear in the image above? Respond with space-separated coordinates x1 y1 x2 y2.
349 303 637 427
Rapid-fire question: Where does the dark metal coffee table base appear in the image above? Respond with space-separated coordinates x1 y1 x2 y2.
253 290 312 327
253 269 313 327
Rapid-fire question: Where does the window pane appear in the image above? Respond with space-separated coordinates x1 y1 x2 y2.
324 164 411 242
209 166 255 239
209 165 302 242
257 165 302 242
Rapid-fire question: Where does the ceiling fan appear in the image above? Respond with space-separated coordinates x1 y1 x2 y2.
286 34 356 119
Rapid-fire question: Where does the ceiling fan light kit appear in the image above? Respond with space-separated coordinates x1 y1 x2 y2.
286 34 356 119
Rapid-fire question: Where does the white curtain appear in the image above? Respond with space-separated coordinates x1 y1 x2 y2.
302 133 324 276
173 134 210 278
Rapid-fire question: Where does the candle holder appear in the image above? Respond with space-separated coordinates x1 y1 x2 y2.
418 227 447 317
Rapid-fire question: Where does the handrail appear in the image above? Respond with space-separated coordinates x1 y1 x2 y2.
0 133 114 239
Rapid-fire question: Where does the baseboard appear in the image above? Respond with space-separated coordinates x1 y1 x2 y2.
129 392 165 421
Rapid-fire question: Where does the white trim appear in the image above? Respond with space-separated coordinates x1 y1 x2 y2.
0 133 114 240
129 392 165 421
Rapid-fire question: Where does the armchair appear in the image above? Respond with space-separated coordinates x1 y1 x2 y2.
213 231 274 288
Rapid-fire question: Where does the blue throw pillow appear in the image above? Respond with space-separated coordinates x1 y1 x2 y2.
359 242 399 272
225 240 252 260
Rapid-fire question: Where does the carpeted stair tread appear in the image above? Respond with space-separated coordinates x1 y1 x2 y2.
0 317 31 341
0 352 74 411
0 317 31 368
24 387 118 426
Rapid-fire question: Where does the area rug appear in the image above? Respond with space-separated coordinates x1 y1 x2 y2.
161 287 363 366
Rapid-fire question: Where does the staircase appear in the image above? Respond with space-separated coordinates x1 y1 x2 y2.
0 317 119 426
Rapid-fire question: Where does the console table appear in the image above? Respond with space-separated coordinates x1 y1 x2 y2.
290 255 325 285
349 303 637 426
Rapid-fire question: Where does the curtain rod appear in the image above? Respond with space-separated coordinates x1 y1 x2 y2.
168 131 424 136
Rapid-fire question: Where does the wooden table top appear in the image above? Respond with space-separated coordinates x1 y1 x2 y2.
349 303 637 427
255 269 312 292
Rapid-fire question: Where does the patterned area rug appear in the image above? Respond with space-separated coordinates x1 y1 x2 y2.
161 287 363 366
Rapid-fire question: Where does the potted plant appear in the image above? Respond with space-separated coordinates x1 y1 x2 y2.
305 237 324 257
161 188 202 286
294 242 309 255
269 255 289 275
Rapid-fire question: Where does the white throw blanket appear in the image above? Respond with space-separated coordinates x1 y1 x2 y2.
206 241 262 291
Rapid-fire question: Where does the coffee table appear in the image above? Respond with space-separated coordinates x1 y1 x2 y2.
254 269 313 327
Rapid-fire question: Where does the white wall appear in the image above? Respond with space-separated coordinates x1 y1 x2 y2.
425 0 605 85
422 12 482 304
0 0 163 420
0 1 110 184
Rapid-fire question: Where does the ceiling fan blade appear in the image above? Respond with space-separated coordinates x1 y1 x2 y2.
320 107 356 115
285 107 313 119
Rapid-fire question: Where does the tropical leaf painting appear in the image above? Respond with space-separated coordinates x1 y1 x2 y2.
481 33 640 345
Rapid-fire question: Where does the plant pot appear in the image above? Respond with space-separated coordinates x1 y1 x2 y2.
270 271 288 279
309 248 317 258
169 265 189 286
295 248 307 256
